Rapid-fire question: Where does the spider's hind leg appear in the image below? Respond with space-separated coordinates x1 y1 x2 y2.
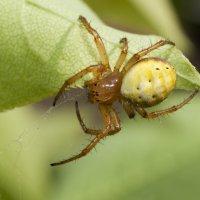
122 40 175 75
135 90 198 119
120 97 136 119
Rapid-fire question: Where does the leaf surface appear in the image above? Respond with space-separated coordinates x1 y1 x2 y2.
0 0 199 111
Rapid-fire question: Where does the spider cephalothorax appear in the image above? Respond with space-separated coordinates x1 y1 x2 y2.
51 16 198 166
87 71 123 104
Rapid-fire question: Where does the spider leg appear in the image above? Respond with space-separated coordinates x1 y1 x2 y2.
106 105 121 135
50 104 112 166
75 101 121 136
134 90 198 119
79 16 110 70
114 37 128 72
122 40 175 75
53 64 104 106
75 101 101 135
120 97 135 119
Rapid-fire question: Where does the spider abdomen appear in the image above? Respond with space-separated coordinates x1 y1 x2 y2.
121 58 176 107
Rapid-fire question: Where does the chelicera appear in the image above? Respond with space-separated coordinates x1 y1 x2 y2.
50 16 198 166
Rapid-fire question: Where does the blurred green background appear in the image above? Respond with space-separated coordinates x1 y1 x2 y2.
0 0 200 200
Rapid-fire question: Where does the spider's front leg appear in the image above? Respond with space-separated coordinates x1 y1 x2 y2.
134 90 198 119
75 101 121 136
50 104 113 166
75 101 101 135
53 64 104 106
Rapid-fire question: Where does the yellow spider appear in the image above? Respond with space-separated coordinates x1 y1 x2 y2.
50 16 198 166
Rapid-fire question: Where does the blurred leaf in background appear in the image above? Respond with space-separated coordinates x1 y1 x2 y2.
0 0 200 200
173 0 200 68
84 0 192 52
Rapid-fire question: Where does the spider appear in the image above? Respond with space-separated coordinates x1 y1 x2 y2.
50 16 198 166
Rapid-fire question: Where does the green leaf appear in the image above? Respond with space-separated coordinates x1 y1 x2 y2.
0 0 199 112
